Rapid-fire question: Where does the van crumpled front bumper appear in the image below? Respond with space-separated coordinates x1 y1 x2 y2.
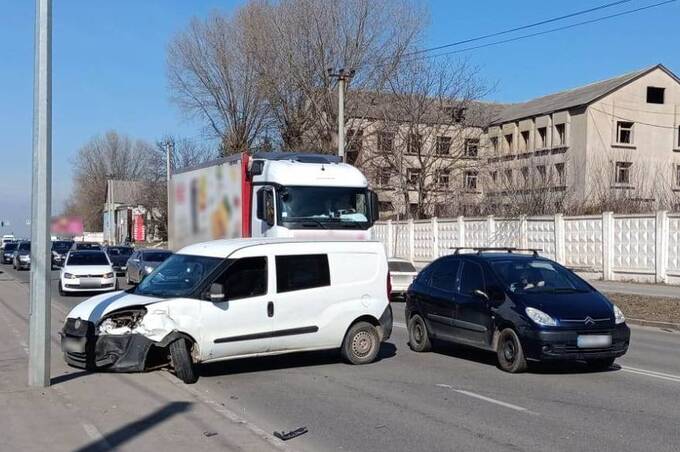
60 318 154 372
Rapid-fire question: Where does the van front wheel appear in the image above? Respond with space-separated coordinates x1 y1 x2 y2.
169 338 198 384
341 322 380 365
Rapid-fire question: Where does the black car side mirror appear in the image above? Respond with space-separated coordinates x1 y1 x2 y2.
209 283 226 302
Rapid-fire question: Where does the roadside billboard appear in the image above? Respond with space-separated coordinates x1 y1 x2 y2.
51 216 84 236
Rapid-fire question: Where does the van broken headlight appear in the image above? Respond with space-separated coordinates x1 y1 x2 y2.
98 307 147 335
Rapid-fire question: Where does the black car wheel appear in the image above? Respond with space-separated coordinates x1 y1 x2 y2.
497 328 528 373
408 314 432 352
586 357 616 371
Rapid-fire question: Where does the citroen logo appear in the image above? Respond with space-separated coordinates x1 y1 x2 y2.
584 316 595 326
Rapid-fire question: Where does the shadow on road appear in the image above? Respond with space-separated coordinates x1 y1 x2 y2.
200 342 397 378
51 370 91 385
75 401 192 452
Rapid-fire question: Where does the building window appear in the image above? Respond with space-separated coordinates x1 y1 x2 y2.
647 86 665 104
677 125 680 148
436 136 451 155
464 171 478 191
445 106 466 123
537 127 547 148
675 165 680 187
490 171 498 183
555 163 565 186
536 165 546 182
554 123 566 147
490 136 499 153
435 169 450 189
346 129 363 154
504 169 513 185
520 130 530 152
377 132 394 153
616 121 634 144
407 133 422 154
615 162 632 184
521 166 529 183
504 133 513 153
407 168 421 185
377 168 391 187
464 138 479 157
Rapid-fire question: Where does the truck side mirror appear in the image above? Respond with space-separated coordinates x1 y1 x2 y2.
368 190 380 222
256 188 275 227
209 283 226 302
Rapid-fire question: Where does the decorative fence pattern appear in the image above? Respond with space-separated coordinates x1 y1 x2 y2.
372 211 680 285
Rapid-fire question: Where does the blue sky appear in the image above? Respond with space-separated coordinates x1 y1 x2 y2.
0 0 678 237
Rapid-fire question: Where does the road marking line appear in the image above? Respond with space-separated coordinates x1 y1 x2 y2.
620 366 680 383
82 423 112 450
394 322 406 329
436 384 537 415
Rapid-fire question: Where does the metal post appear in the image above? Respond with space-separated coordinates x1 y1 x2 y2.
29 0 52 387
165 140 173 249
337 77 345 160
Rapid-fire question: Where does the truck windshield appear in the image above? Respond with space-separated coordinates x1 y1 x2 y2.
133 254 222 298
278 186 369 227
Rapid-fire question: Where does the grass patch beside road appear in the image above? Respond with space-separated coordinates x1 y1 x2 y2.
607 293 680 324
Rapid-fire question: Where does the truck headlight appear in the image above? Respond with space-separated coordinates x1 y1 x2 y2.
98 308 147 335
525 307 557 326
613 304 626 325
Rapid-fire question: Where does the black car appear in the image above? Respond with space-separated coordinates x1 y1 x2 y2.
105 246 134 274
51 240 74 268
72 241 102 251
1 241 18 264
405 248 630 373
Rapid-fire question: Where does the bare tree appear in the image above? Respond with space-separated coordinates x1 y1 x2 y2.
352 58 488 219
69 131 153 230
168 12 269 154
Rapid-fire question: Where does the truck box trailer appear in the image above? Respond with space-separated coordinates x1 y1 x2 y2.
168 152 379 250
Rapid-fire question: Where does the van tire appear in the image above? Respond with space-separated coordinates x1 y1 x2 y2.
169 339 198 384
341 322 380 365
408 314 432 352
497 328 527 373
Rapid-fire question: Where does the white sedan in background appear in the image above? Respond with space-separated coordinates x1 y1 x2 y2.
388 258 418 299
59 250 118 296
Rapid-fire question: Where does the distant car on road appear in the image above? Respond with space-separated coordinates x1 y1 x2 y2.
104 246 134 275
125 249 172 284
71 242 102 251
1 241 17 264
58 250 117 296
51 240 74 269
405 248 630 373
12 241 31 270
388 258 418 299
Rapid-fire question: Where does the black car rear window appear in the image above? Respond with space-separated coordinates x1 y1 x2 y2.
52 241 72 253
3 243 17 252
144 251 172 262
67 252 109 266
108 247 133 256
388 261 417 272
19 242 30 251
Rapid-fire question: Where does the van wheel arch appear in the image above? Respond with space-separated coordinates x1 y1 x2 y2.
158 332 200 362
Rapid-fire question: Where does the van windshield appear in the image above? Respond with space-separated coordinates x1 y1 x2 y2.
133 254 222 298
278 186 369 228
491 259 592 294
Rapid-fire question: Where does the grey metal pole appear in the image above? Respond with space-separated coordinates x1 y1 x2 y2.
166 141 173 249
337 77 345 160
29 0 52 387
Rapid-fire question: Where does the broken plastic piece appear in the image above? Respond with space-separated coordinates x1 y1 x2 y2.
274 426 308 441
203 431 218 437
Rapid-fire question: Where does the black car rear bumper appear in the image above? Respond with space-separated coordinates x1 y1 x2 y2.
519 324 630 361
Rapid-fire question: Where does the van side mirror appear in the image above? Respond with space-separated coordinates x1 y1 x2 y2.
209 283 226 302
368 190 380 222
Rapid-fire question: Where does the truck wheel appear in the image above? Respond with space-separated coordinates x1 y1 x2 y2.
408 314 432 352
586 357 616 371
169 339 198 384
341 321 380 365
497 328 528 373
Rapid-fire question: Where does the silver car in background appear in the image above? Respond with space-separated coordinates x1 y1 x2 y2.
388 258 418 299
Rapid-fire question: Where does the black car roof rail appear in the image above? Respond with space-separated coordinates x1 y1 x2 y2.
449 247 541 257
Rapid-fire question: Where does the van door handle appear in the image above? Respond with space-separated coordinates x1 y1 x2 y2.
267 301 274 317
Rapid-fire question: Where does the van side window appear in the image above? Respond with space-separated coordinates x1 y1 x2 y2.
430 258 460 293
459 261 485 295
276 254 330 293
215 257 267 300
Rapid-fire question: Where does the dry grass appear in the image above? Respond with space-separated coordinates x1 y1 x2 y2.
606 293 680 324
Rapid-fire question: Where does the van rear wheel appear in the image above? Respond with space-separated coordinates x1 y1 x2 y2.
341 322 380 365
169 338 198 384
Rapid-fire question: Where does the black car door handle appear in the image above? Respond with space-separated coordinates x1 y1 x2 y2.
267 301 274 317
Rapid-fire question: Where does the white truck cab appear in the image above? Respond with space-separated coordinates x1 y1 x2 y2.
61 239 393 383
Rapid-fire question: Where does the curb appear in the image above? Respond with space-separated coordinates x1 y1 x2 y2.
627 318 680 331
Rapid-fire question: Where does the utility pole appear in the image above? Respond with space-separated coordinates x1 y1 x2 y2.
327 68 355 160
29 0 52 387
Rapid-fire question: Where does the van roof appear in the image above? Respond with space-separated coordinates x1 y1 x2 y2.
177 238 383 259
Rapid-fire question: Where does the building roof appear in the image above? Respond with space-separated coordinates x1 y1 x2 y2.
490 64 678 125
107 180 147 206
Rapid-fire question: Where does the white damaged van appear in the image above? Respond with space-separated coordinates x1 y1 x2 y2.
60 239 393 383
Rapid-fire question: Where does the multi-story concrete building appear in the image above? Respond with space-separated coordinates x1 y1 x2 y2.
349 64 680 218
484 63 680 212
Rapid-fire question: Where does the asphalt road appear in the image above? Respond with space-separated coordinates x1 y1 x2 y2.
2 264 680 451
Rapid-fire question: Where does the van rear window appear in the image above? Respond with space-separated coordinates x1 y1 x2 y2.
276 254 330 293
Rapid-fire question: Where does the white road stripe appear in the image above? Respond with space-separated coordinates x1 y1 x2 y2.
394 322 407 329
436 384 537 414
82 423 112 450
620 366 680 383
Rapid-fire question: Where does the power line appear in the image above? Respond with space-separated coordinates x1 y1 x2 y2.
377 0 676 67
590 107 680 129
403 0 634 57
